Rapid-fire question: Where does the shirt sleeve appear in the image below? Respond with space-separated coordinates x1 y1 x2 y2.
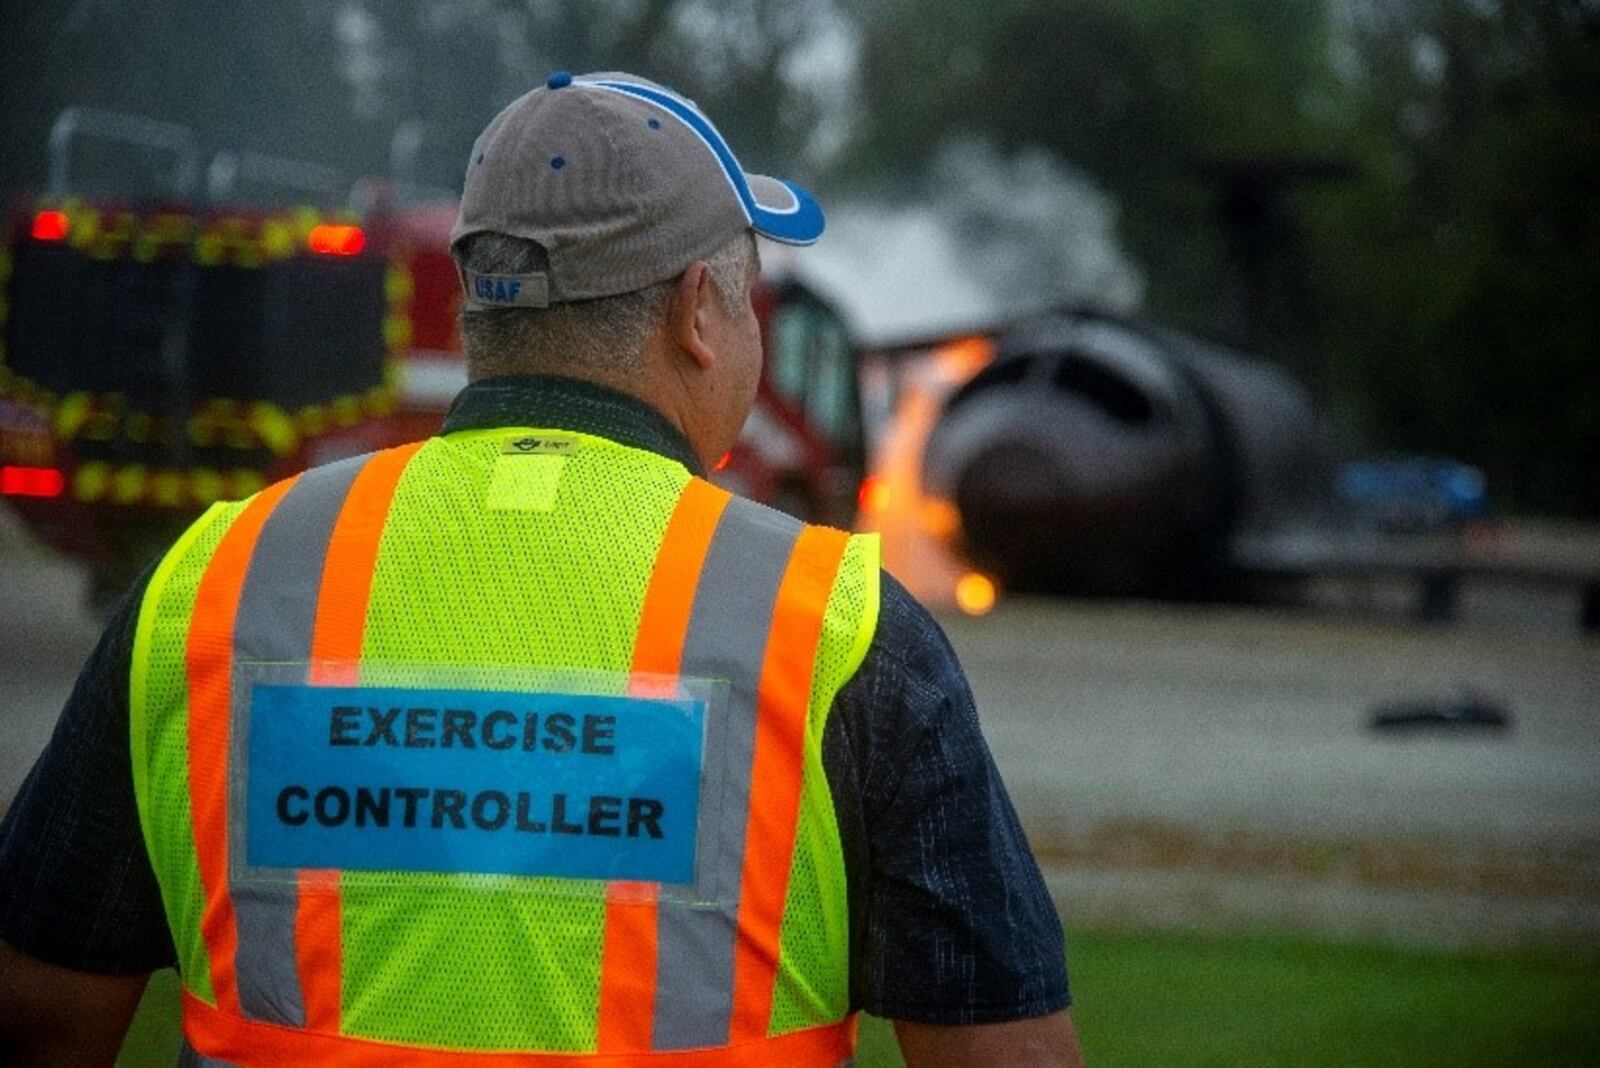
0 568 176 974
823 572 1070 1024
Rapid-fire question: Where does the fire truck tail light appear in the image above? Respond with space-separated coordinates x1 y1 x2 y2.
308 224 366 256
31 210 70 242
0 465 66 498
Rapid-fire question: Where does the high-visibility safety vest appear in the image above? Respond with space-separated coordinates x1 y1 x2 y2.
129 428 880 1066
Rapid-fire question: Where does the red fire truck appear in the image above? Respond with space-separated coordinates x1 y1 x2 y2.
0 112 864 605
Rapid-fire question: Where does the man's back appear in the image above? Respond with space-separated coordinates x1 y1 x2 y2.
1 68 1079 1065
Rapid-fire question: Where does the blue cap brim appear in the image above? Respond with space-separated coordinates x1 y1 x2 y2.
587 77 826 247
746 174 825 246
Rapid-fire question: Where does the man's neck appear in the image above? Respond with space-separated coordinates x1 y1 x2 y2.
443 373 705 475
467 347 704 466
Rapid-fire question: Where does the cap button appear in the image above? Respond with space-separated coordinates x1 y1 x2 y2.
546 71 573 90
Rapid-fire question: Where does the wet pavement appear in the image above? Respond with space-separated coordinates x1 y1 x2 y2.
939 596 1600 947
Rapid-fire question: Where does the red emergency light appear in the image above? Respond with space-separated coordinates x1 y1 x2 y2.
0 465 66 498
308 224 366 257
31 210 70 242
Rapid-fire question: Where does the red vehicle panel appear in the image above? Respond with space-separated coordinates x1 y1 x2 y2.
1 190 863 605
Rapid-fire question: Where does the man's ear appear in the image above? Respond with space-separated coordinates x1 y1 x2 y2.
668 261 717 371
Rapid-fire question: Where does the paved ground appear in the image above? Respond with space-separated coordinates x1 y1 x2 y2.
940 597 1600 948
948 598 1598 851
0 513 100 805
3 509 1596 948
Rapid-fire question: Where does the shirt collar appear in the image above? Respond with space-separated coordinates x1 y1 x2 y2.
440 374 705 476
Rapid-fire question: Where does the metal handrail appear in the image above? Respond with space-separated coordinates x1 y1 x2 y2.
205 150 344 204
48 107 200 197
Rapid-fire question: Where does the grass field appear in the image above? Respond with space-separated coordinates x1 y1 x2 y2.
118 929 1600 1066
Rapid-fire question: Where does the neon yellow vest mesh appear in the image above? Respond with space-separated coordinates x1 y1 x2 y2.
129 428 879 1058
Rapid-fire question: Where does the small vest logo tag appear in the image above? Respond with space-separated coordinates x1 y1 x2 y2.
502 436 578 456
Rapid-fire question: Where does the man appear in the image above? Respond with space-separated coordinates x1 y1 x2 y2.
0 72 1079 1065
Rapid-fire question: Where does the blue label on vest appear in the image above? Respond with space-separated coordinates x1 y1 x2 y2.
245 684 705 883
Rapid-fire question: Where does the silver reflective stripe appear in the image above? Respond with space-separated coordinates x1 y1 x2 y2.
177 1038 236 1066
228 455 367 1025
651 497 803 1050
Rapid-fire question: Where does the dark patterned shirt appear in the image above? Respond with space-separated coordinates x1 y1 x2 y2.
0 375 1068 1024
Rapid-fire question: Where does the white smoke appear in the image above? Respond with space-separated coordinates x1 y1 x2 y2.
775 137 1144 345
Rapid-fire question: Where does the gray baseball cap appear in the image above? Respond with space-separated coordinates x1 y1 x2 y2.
452 70 824 309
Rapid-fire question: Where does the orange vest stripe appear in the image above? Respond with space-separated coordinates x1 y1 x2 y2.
235 453 364 1028
292 872 342 1034
647 497 806 1049
297 440 425 1032
630 478 733 679
311 441 426 669
184 992 855 1067
599 478 733 1052
596 881 661 1054
601 479 736 1055
184 475 302 1015
729 526 851 1041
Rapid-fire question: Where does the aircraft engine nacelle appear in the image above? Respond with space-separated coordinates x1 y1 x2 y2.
922 312 1336 596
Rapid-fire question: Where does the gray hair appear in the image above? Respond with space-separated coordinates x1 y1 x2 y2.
455 231 758 379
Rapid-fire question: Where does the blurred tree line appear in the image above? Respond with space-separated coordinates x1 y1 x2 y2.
0 0 1594 515
0 1 836 211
